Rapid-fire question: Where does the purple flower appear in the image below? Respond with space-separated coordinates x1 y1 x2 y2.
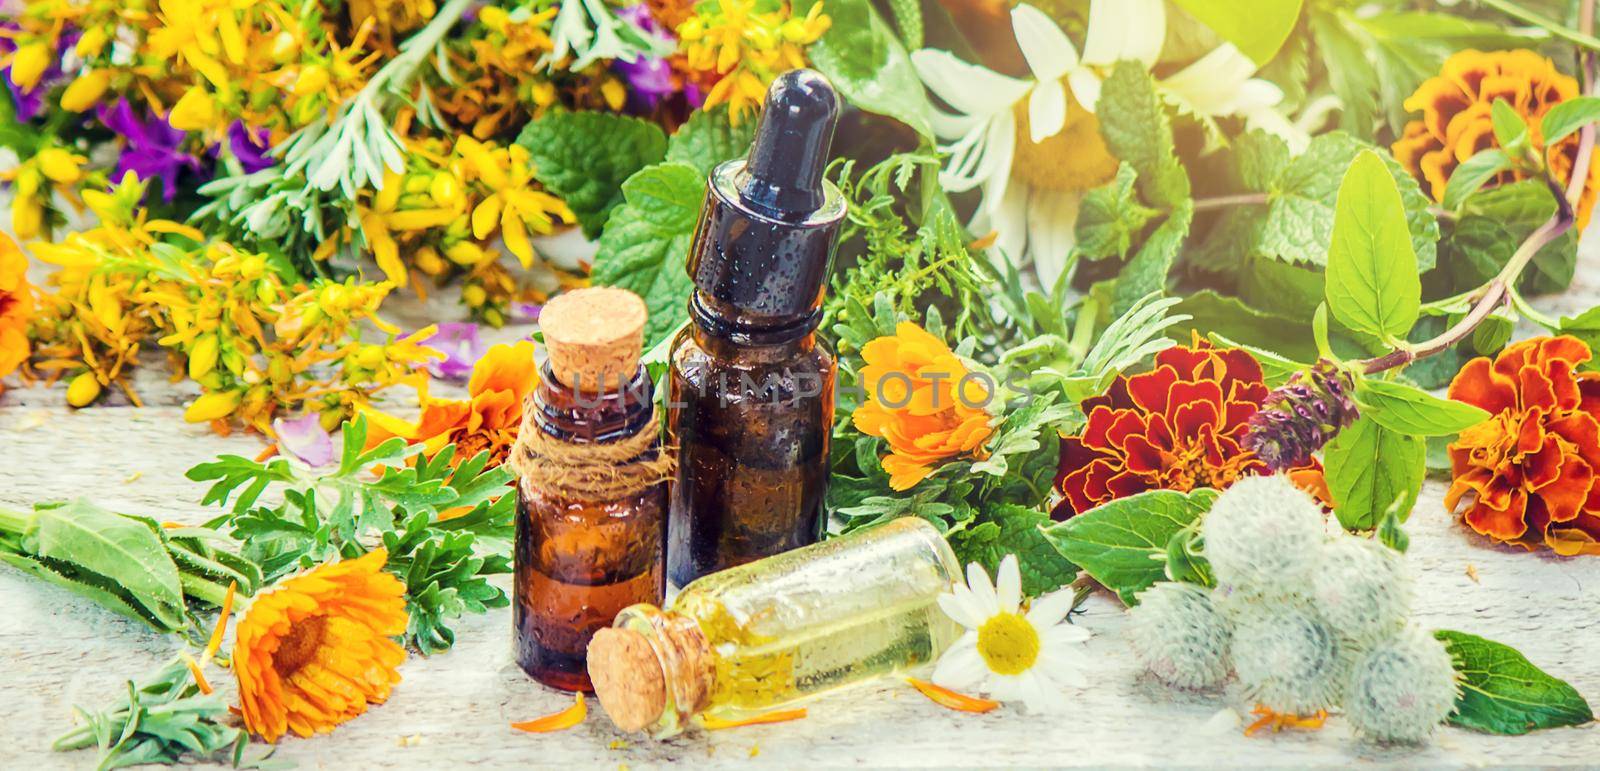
96 99 204 202
509 302 542 323
612 5 678 111
1244 361 1359 472
419 322 489 381
0 25 73 123
226 121 275 173
273 413 335 468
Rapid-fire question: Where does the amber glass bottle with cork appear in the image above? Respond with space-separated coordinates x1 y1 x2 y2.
666 69 847 585
587 517 964 737
510 287 675 692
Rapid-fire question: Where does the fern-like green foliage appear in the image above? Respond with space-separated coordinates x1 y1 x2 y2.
187 415 514 654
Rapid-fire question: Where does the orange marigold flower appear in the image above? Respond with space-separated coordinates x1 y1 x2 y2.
233 549 409 743
852 322 995 491
0 233 34 382
1392 49 1600 228
1445 335 1600 555
1054 342 1300 519
364 339 538 465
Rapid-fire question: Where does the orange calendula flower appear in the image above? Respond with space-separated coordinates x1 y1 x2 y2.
852 322 995 491
1445 335 1600 556
364 339 538 465
233 549 408 743
0 234 34 383
1392 49 1600 228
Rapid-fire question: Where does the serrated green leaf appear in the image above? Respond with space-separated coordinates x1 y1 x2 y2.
26 501 188 631
515 110 668 238
1444 179 1575 295
1039 488 1218 605
1354 378 1491 437
1075 163 1158 262
1435 630 1595 735
949 505 1077 597
1113 201 1193 315
592 161 704 348
1325 150 1421 341
665 107 756 176
1097 61 1189 208
1324 414 1425 530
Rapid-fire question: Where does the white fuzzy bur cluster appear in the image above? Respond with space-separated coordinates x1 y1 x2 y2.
1128 474 1458 743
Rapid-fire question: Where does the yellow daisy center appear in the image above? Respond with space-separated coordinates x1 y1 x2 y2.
976 611 1040 675
1011 84 1120 193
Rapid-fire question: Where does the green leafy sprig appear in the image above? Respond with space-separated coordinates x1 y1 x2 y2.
187 416 513 654
0 500 260 635
53 659 272 770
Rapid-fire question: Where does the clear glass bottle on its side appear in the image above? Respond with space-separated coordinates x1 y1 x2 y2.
514 287 667 693
587 517 964 736
667 69 847 585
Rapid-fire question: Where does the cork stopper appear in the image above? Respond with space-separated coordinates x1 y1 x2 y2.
539 287 647 392
588 628 667 732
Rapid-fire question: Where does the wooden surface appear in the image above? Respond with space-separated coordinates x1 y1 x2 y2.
3 261 1600 770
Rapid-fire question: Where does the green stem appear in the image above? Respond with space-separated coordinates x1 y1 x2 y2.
1191 193 1269 212
179 574 233 607
1478 0 1600 52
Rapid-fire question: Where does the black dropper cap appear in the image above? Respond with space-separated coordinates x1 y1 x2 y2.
686 69 847 335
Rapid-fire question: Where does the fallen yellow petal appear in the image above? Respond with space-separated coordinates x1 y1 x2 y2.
701 708 808 730
905 678 1000 714
511 694 586 733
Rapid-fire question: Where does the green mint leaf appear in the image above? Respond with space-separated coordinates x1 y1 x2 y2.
1540 95 1600 145
1075 163 1159 262
516 110 669 238
1471 308 1516 356
1324 414 1426 530
1441 149 1512 210
809 0 933 139
1354 378 1491 437
1309 10 1380 134
1253 132 1438 271
1435 630 1595 735
1234 130 1293 191
1444 179 1576 296
949 504 1078 598
1097 61 1190 208
1170 0 1304 65
1113 201 1194 315
1558 306 1600 364
1325 150 1421 341
1039 488 1219 605
592 161 704 349
665 107 756 177
1489 99 1529 154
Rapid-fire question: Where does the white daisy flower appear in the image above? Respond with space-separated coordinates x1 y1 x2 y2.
912 1 1303 288
932 554 1090 713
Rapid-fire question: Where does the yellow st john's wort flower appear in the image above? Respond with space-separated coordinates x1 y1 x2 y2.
455 137 573 268
932 555 1090 714
168 85 218 132
0 234 34 382
59 70 113 112
912 1 1293 288
1 145 88 240
233 549 408 742
358 167 464 287
678 0 831 123
146 0 253 91
6 41 51 90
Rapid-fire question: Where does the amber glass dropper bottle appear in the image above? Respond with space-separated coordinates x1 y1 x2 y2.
666 69 847 586
512 287 670 692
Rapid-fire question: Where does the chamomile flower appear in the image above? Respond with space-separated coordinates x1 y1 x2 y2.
912 1 1298 288
932 555 1090 713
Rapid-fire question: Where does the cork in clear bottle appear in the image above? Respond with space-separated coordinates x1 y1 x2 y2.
587 517 964 736
514 287 667 693
666 69 847 585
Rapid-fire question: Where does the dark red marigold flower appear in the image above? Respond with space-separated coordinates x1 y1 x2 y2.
1053 342 1277 519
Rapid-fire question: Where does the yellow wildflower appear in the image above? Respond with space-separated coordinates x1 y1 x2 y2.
455 137 573 268
59 70 113 112
679 0 831 122
7 41 51 90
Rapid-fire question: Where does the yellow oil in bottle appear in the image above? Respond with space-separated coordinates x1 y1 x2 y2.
591 517 963 736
